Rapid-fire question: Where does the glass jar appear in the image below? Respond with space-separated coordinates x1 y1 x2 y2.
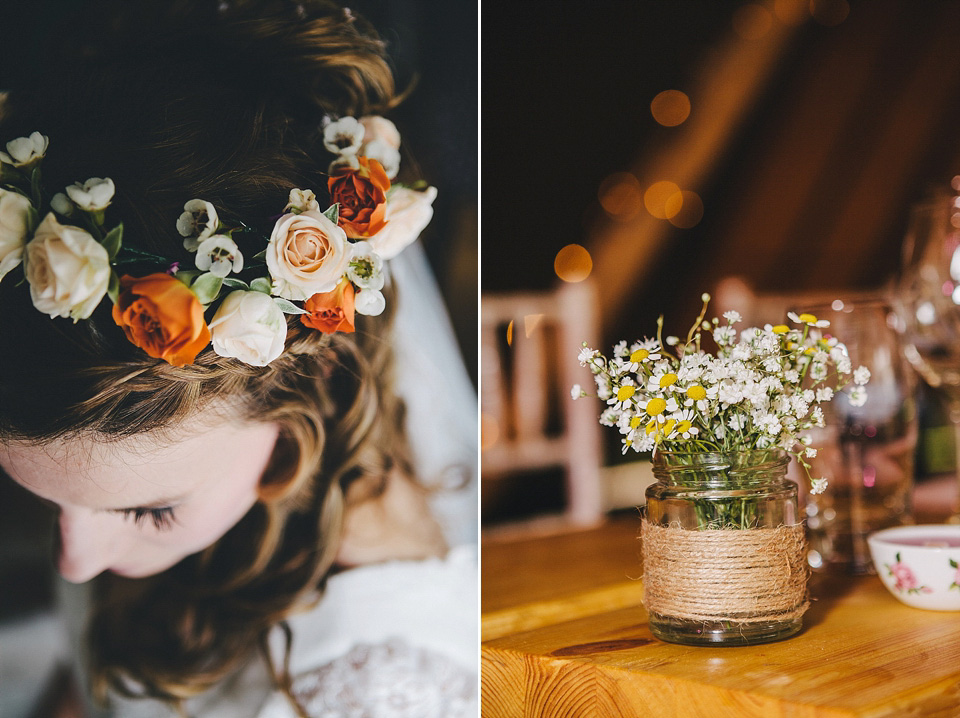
642 449 808 646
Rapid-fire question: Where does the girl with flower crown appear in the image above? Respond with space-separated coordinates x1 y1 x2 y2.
0 1 477 716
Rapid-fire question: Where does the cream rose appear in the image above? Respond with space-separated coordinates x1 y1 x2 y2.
368 186 437 259
266 209 349 300
0 188 31 281
25 213 110 320
209 290 287 366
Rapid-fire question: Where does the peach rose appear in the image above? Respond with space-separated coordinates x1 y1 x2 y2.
302 279 355 334
266 209 349 301
367 186 437 259
112 273 211 366
328 156 390 238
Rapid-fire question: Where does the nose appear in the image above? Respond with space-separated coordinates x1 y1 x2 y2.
56 508 124 583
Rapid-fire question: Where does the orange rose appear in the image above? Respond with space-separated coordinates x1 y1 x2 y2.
328 156 390 238
302 279 355 334
112 273 211 366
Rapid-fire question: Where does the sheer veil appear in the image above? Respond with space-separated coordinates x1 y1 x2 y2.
389 240 478 548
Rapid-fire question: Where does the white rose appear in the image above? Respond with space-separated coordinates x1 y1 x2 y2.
25 213 110 320
346 240 384 290
265 209 349 300
65 177 115 211
195 234 243 278
367 186 437 259
209 290 287 366
322 116 364 155
354 288 385 316
177 199 220 251
0 188 31 281
0 131 48 168
283 188 319 213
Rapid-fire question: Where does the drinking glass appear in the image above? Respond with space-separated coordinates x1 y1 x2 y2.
893 189 960 524
803 298 918 574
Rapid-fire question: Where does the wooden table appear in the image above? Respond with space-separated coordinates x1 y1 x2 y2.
482 503 960 717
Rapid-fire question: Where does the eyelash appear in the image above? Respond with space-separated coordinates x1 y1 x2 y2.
120 507 178 531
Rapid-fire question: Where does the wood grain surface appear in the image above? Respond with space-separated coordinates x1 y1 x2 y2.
482 513 960 717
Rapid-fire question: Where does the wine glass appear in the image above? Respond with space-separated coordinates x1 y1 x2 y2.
892 188 960 523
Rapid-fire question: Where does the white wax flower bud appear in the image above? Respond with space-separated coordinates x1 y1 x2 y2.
50 192 74 216
65 177 115 212
0 131 49 168
195 235 243 278
354 288 385 316
177 199 220 251
322 116 364 155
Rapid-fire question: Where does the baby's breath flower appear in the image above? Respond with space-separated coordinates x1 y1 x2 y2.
571 384 583 400
810 478 829 495
853 366 871 385
848 385 868 407
723 310 741 324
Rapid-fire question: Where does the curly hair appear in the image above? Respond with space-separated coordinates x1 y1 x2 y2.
0 0 412 713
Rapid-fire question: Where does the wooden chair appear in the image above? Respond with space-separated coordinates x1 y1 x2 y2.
481 280 604 527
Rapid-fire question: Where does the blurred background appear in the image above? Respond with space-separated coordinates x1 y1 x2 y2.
482 0 960 528
0 1 476 715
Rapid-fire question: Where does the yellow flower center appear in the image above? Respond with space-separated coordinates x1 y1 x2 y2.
645 398 667 416
629 416 643 429
798 313 817 324
772 324 789 334
686 385 706 400
646 419 658 435
616 385 636 401
662 419 677 436
677 420 693 434
659 373 678 388
630 348 649 362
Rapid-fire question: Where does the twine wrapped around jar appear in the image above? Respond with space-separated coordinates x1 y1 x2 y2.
641 520 810 624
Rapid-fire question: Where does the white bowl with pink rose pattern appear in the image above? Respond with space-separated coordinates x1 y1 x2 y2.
867 525 960 611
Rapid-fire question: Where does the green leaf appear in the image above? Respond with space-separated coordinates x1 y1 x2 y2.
323 203 340 225
191 272 223 305
174 269 201 287
107 271 120 304
250 277 272 294
30 167 42 208
274 297 308 315
252 248 268 262
25 205 39 235
101 223 123 261
951 559 958 568
221 278 250 290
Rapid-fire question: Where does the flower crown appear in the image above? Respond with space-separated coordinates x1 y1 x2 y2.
0 116 437 367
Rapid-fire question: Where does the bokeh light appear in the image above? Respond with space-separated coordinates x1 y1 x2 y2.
773 0 809 25
666 191 704 229
810 0 849 26
733 4 773 40
598 172 643 219
554 244 593 283
506 319 514 346
650 90 691 127
644 181 682 219
524 313 544 338
481 413 500 451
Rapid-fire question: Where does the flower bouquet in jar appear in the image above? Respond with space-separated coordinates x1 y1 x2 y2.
575 293 870 645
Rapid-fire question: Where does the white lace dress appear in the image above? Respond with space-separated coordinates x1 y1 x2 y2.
65 241 478 718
